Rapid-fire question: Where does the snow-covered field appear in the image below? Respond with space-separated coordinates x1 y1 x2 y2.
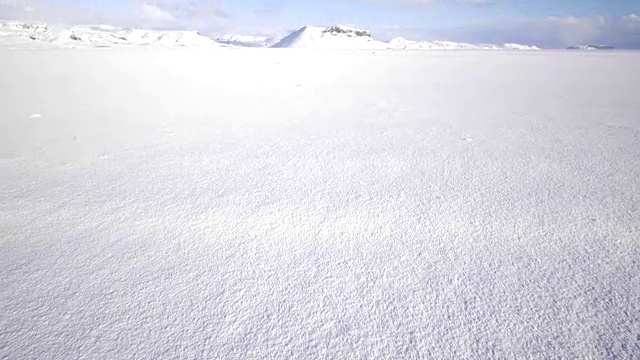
1 48 639 359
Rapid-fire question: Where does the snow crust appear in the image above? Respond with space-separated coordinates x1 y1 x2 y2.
1 49 639 359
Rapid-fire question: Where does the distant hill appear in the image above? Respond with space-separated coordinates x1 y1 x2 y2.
0 21 541 51
567 45 616 50
213 34 278 48
272 25 388 49
0 21 221 49
272 25 539 50
387 37 540 51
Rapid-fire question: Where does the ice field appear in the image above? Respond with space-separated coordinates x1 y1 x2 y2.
1 49 640 358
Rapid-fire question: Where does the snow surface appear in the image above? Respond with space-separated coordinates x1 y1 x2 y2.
1 49 640 359
0 21 220 49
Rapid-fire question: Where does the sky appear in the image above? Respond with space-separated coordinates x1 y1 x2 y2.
1 0 639 48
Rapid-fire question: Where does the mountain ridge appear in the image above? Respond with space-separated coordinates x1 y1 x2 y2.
0 21 221 48
0 21 540 50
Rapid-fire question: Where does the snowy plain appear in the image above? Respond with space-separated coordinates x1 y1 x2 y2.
1 48 640 359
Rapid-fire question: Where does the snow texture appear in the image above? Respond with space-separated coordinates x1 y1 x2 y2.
1 49 640 359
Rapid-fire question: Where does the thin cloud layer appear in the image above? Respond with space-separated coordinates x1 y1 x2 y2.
490 15 640 48
141 3 174 22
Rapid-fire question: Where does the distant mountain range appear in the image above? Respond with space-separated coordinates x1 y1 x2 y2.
0 21 540 51
0 22 221 48
566 45 616 50
271 25 539 50
386 36 539 51
272 25 387 49
213 34 279 48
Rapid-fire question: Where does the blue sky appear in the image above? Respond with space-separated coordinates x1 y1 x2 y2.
2 0 640 47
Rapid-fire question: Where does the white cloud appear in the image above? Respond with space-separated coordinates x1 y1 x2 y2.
542 15 607 45
461 0 496 5
0 0 34 13
622 14 640 22
375 14 640 48
0 0 230 32
2 1 640 48
380 24 408 29
141 3 173 22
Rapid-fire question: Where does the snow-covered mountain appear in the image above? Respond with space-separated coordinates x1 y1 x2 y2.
0 21 540 50
387 37 539 50
0 21 221 48
271 25 538 50
214 34 278 48
567 45 615 50
272 25 389 49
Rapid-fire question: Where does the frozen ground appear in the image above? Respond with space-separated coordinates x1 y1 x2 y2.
1 49 639 359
